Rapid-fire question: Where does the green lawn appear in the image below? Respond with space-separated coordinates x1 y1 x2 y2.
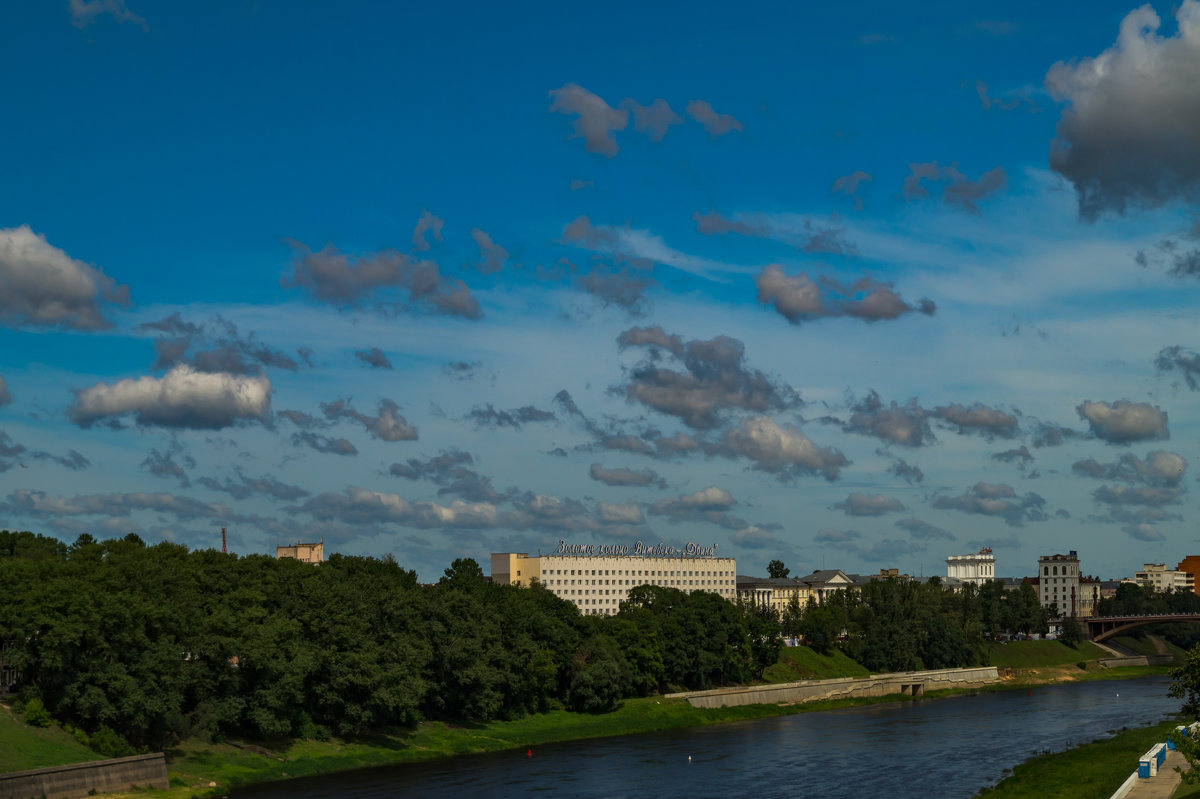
0 704 96 773
986 640 1109 669
974 718 1184 799
761 646 870 682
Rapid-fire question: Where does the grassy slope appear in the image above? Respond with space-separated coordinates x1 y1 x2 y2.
974 719 1183 799
761 646 869 682
0 705 96 773
986 640 1109 669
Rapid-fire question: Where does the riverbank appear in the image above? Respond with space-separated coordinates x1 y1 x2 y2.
106 661 1174 798
2 646 1175 799
973 718 1186 799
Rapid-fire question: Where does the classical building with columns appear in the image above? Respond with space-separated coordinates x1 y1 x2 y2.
946 548 995 586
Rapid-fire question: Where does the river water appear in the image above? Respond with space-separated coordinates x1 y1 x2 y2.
234 677 1180 799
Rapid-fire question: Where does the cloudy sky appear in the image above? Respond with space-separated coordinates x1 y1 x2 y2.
2 0 1199 581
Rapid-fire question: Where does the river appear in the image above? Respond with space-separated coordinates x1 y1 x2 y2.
234 677 1180 799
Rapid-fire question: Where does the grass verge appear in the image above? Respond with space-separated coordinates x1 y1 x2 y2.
973 718 1184 799
0 704 96 773
761 646 870 682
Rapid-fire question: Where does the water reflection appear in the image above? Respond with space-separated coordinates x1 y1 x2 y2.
235 677 1178 799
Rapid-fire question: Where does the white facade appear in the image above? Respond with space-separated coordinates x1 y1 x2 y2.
491 551 737 616
946 548 995 586
1038 551 1082 617
1135 563 1195 593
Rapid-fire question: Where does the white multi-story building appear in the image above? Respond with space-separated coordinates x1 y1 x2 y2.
1037 551 1098 618
491 542 736 616
1135 563 1195 593
946 548 995 586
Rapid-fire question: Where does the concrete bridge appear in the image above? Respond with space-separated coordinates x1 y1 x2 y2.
1084 612 1200 642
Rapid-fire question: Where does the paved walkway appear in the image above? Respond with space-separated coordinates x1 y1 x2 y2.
1123 748 1186 798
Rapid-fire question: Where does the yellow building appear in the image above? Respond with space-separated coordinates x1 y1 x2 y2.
735 577 811 616
276 541 324 564
491 546 737 616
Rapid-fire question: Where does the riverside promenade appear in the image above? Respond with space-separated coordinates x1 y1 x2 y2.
1113 748 1186 799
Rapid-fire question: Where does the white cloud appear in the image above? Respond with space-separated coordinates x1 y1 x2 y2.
69 365 271 429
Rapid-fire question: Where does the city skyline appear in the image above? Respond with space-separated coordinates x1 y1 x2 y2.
1 0 1198 581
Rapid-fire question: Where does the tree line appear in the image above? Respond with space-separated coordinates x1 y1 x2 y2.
0 531 779 751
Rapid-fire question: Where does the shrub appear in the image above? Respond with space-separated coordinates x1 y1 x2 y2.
22 698 51 727
89 726 137 758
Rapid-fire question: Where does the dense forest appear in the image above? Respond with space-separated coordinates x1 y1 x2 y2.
8 530 1183 756
0 531 780 751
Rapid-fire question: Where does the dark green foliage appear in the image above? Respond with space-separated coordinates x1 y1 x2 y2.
22 698 51 727
766 560 789 579
1060 615 1083 648
0 532 789 746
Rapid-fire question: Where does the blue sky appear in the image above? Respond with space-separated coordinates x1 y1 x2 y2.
2 0 1199 581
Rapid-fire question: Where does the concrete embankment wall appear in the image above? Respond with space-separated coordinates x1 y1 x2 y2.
1100 655 1174 669
0 753 169 799
667 666 1000 709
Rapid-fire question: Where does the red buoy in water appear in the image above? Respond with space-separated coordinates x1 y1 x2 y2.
527 749 532 758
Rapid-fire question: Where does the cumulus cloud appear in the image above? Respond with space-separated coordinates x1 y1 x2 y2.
992 446 1034 470
693 212 857 255
548 84 628 157
933 482 1048 526
902 162 1007 212
465 403 555 429
1072 450 1187 486
291 431 357 456
833 492 905 517
0 374 9 407
284 240 481 319
755 266 935 324
932 402 1020 439
1156 345 1200 389
730 526 783 549
686 100 743 136
831 170 873 210
387 450 500 499
842 391 933 447
622 98 683 141
576 266 652 315
0 432 89 474
470 229 509 275
1046 2 1200 218
138 313 301 374
589 464 666 489
895 517 955 540
853 538 926 563
296 486 501 529
140 447 193 486
649 486 747 529
70 366 271 430
199 471 310 502
1077 400 1169 444
816 529 861 543
1 488 238 522
0 225 130 331
888 457 924 484
412 210 444 252
69 0 147 30
717 416 848 481
1030 421 1082 448
1124 522 1165 542
1093 484 1183 507
618 326 797 429
355 347 393 370
322 398 418 442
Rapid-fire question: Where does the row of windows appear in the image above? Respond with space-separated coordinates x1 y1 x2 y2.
544 568 733 578
546 578 732 587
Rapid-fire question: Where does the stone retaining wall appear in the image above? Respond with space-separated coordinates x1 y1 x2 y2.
1099 655 1174 669
0 753 169 799
666 666 1000 709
